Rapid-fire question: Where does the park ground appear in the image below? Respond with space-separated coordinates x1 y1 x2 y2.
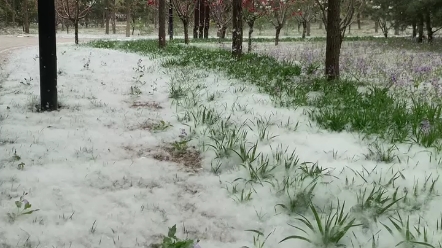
0 30 442 248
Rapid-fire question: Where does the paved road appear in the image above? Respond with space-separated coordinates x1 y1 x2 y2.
0 35 89 66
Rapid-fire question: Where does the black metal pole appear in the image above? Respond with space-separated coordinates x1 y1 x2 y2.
37 0 58 111
168 0 173 40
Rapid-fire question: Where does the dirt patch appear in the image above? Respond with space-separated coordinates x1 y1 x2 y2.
124 144 202 171
153 145 202 170
131 101 163 110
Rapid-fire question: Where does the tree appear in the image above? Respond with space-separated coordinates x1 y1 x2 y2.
265 0 296 45
209 0 232 39
314 0 358 80
56 0 93 44
1 0 37 33
232 0 243 58
168 0 174 39
293 0 317 39
193 0 210 38
243 0 267 52
171 0 196 44
368 0 395 38
159 0 166 47
324 0 340 80
316 0 358 41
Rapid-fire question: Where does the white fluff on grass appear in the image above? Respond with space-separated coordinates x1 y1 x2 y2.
0 45 440 248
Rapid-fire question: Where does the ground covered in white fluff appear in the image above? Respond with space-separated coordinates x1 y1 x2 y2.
0 44 442 248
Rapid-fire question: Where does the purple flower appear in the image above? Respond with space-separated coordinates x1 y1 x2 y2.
420 119 431 134
179 129 187 138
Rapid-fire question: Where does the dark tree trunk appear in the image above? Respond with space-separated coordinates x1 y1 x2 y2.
112 0 116 34
219 26 227 38
183 19 190 44
412 19 417 38
306 21 311 36
275 25 282 45
193 0 200 39
325 0 341 81
132 16 135 35
204 4 210 38
232 0 243 59
198 0 204 38
23 0 29 34
301 21 307 39
247 20 255 52
12 0 16 24
168 0 173 40
100 13 104 28
105 2 110 34
159 0 166 48
394 22 399 35
417 12 424 43
374 21 378 33
357 12 361 29
425 11 433 43
74 20 79 44
85 16 89 28
126 1 131 37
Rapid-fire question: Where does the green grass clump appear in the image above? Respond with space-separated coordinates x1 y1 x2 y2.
88 39 442 151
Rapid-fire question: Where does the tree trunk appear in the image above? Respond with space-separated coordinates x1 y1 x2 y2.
159 0 166 48
357 12 361 29
132 17 135 35
425 11 433 43
374 21 378 33
183 19 189 44
168 0 173 40
301 21 307 39
112 0 116 34
325 0 341 81
232 0 243 59
412 19 417 38
100 13 105 28
219 26 227 38
193 0 200 39
319 21 322 29
383 29 388 38
204 4 210 39
104 0 110 34
394 22 399 35
198 0 204 38
66 24 70 34
306 21 311 36
417 12 424 43
247 20 255 52
11 0 16 25
22 0 30 33
74 20 79 44
61 20 65 31
126 2 131 37
275 25 282 45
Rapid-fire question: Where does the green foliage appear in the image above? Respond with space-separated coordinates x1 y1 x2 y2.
7 192 40 223
159 225 194 248
280 201 361 247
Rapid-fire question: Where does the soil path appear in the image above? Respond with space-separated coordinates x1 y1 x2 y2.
0 35 91 66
